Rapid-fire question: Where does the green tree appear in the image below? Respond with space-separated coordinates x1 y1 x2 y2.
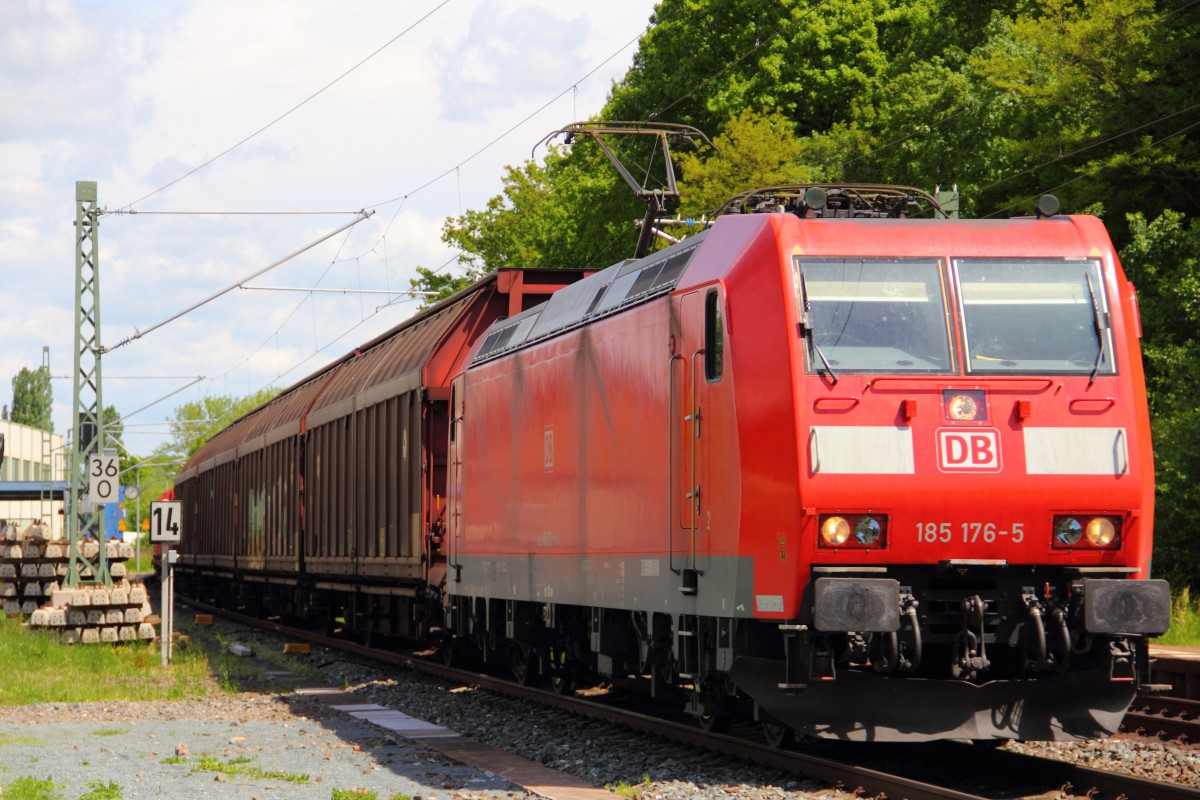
10 365 53 432
409 266 477 309
100 404 127 458
964 0 1198 230
161 388 281 462
675 109 824 218
415 143 646 295
1119 210 1200 586
119 452 174 537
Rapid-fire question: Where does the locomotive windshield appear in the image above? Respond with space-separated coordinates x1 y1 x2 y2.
957 259 1115 376
796 258 953 374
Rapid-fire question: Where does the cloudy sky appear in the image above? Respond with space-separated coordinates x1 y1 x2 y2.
0 0 657 457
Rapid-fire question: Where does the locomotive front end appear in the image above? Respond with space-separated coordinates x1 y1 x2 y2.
731 205 1169 742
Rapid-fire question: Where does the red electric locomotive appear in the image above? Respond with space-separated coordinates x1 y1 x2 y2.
444 185 1169 742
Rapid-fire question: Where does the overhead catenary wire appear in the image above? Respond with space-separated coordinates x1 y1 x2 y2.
166 3 669 410
110 210 365 216
199 12 673 395
982 117 1200 219
975 102 1200 195
362 5 668 215
103 210 374 353
135 5 687 438
52 375 204 380
648 0 832 122
238 285 438 296
115 1 451 213
107 376 207 427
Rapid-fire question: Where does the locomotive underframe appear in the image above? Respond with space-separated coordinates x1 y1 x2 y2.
442 562 1168 742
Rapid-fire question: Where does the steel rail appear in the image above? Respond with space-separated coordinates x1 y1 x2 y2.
181 598 1200 800
1133 695 1200 718
1122 695 1200 741
1124 709 1199 742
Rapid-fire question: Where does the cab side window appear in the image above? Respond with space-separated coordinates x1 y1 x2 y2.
705 290 724 381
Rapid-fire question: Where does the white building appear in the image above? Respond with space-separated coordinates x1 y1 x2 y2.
0 419 65 538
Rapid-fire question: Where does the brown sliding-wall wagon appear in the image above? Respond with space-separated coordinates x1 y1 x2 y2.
173 269 591 637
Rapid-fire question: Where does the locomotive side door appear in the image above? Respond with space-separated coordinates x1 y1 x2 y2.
671 288 723 593
446 375 466 586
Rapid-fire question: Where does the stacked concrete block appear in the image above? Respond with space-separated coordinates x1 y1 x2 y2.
29 580 156 644
2 534 139 613
1 529 156 644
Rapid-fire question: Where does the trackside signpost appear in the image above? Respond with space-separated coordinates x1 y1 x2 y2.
88 453 119 505
150 500 182 665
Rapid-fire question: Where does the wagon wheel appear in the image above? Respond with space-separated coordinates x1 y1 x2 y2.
511 643 539 686
761 716 795 749
441 637 458 667
541 644 576 694
697 711 731 734
550 670 576 696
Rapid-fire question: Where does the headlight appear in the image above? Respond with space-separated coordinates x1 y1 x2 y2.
1052 515 1121 549
820 516 851 546
854 516 883 545
943 389 987 422
819 514 887 549
1086 517 1117 547
1054 517 1083 546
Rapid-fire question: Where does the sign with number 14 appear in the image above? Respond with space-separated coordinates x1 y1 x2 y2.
150 501 182 543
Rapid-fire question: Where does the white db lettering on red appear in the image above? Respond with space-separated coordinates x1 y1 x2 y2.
937 429 1001 471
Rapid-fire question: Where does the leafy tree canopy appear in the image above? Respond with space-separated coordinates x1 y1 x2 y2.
1119 210 1200 586
10 365 53 433
159 388 281 463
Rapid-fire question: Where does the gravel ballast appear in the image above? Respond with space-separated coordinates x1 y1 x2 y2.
2 612 1199 800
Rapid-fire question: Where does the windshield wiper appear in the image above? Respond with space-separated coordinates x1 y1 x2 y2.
797 263 838 384
1084 272 1110 385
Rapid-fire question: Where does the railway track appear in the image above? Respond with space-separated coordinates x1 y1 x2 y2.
181 598 1200 800
1125 695 1200 742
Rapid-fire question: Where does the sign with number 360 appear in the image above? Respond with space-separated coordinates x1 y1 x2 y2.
150 501 182 543
88 453 119 505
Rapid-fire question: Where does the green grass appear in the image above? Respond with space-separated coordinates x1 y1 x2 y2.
605 775 652 799
197 627 326 685
0 618 214 706
1154 587 1200 646
0 733 43 747
330 790 378 800
91 729 127 738
125 539 154 575
169 756 310 784
0 776 62 800
77 780 122 800
210 648 263 693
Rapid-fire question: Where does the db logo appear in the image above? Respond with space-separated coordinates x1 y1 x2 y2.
937 429 1002 472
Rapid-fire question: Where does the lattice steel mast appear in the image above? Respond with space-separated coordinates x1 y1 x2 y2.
67 180 111 587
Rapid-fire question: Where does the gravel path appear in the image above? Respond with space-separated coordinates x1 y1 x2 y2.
0 714 522 800
3 611 1199 800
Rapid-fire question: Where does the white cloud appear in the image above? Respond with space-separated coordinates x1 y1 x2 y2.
0 0 658 453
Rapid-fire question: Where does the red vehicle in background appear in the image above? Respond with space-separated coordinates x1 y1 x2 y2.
444 186 1168 742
